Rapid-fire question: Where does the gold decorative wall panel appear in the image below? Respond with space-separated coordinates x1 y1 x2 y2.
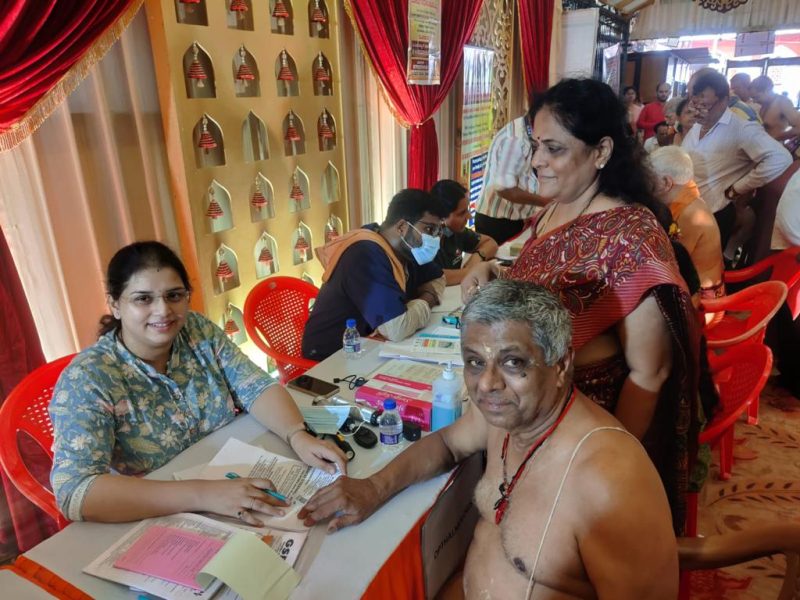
146 0 348 342
469 0 514 132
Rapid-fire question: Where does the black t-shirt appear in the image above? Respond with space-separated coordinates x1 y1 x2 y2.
301 226 443 361
434 228 482 270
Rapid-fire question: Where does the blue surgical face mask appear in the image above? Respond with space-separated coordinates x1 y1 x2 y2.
402 223 441 265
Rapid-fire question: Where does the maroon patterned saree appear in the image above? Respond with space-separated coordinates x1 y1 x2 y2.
509 205 700 534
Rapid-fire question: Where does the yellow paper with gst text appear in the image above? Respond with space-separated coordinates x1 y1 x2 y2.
200 531 300 600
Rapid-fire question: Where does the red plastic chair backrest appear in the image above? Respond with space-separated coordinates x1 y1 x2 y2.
700 344 772 444
726 247 800 320
700 280 788 347
0 354 76 529
243 276 318 382
725 246 800 289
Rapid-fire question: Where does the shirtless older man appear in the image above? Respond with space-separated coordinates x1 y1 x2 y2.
750 75 800 155
299 280 678 599
650 145 724 299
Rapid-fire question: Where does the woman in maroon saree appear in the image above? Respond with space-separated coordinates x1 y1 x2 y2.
464 79 700 534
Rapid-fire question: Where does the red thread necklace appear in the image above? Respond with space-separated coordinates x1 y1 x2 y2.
494 386 577 525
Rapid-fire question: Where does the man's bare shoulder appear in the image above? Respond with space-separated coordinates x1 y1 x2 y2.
777 95 797 116
681 198 716 230
441 403 490 460
570 427 665 512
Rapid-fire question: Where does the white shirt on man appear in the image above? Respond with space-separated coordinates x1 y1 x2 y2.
772 169 800 249
682 108 791 213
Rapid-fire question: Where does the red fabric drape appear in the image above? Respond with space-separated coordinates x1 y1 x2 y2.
345 0 483 190
0 227 55 554
518 0 555 99
0 0 142 150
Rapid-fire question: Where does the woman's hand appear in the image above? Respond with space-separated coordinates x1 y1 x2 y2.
460 261 501 302
291 431 348 475
197 478 289 527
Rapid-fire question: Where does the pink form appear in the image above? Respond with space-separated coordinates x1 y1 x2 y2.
113 525 225 590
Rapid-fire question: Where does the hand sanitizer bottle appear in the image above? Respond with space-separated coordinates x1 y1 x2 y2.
431 362 462 431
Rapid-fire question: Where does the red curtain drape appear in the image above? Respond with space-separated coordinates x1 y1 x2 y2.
518 0 555 99
0 0 143 150
0 227 54 554
344 0 483 190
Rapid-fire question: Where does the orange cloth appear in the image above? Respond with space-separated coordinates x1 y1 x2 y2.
362 514 428 599
668 180 701 222
2 556 92 599
319 229 406 291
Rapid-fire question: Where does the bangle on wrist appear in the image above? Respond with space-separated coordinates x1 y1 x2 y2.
285 422 310 446
476 250 487 261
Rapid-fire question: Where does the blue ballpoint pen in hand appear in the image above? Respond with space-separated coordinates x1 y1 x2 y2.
225 472 289 504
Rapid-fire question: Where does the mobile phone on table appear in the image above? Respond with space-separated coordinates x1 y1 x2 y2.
287 374 340 399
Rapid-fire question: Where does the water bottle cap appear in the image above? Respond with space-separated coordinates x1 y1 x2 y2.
383 399 397 410
346 318 356 328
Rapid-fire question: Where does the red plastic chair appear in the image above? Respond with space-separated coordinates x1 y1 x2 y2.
684 344 772 538
0 354 76 533
700 281 788 349
244 276 319 385
724 246 800 320
700 280 785 424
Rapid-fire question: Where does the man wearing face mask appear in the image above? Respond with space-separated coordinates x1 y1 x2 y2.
301 188 449 361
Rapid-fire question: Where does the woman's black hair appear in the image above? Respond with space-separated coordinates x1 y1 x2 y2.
99 241 192 336
675 98 690 134
530 78 665 230
622 85 639 102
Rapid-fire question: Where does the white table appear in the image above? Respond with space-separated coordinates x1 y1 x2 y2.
22 288 464 599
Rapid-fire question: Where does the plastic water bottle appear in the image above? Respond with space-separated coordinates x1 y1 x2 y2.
378 399 403 448
342 318 362 359
431 362 462 431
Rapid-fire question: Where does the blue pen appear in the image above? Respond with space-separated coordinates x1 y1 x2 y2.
225 472 288 503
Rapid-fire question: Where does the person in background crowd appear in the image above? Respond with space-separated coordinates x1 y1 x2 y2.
637 82 671 140
664 97 681 132
644 121 674 153
299 281 679 600
623 85 643 137
462 78 700 534
688 67 761 123
302 189 448 361
474 114 549 245
764 168 800 409
750 75 800 157
673 98 694 146
50 242 346 524
430 179 498 286
650 146 724 300
729 73 760 114
773 168 800 249
682 70 791 260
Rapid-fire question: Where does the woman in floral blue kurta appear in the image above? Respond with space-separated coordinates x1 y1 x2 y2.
49 242 346 525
